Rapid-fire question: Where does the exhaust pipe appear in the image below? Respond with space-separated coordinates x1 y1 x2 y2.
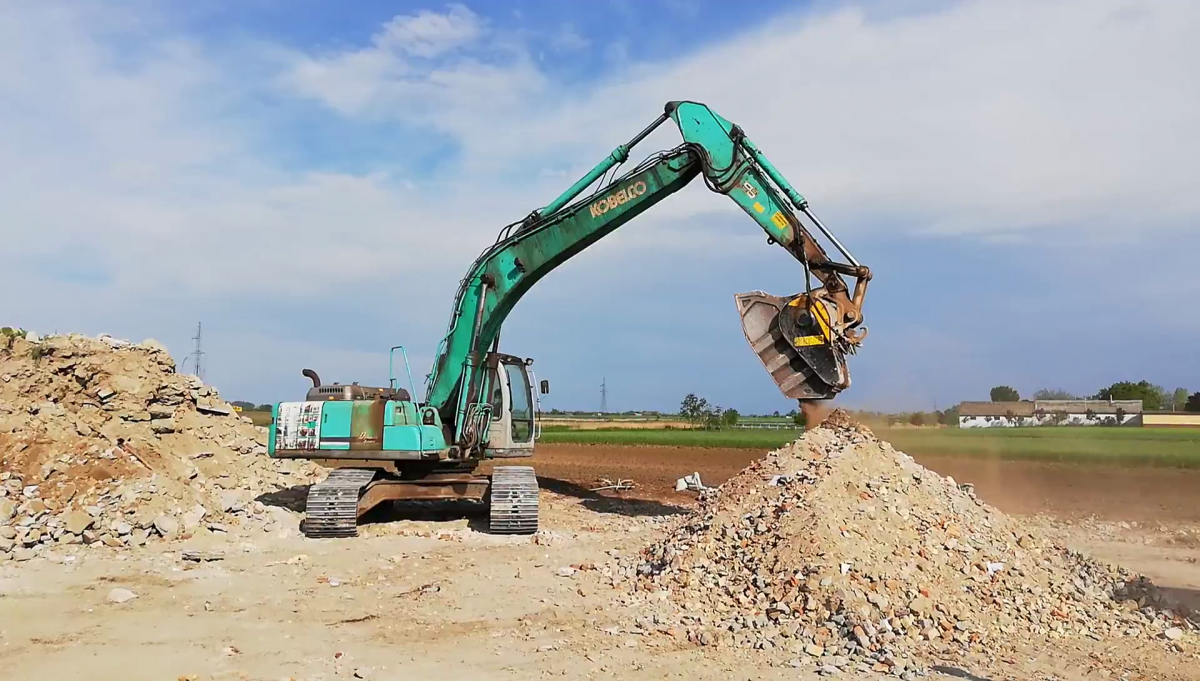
302 369 321 389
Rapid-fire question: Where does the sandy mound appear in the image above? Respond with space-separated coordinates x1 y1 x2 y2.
0 332 319 561
605 412 1193 676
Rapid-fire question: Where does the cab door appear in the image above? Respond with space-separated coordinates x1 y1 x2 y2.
485 357 536 457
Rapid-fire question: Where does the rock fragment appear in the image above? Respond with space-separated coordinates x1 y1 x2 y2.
106 588 138 604
153 515 180 537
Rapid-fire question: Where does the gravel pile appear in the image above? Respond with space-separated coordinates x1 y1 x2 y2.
0 331 319 561
603 413 1194 676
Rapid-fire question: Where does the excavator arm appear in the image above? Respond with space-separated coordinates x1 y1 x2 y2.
425 101 871 443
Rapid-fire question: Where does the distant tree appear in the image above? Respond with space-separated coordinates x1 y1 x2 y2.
772 410 780 418
256 404 274 411
1093 381 1165 411
909 412 925 427
990 386 1020 402
1033 388 1077 401
1168 388 1189 411
722 408 740 427
704 405 724 429
1187 393 1200 413
680 393 708 425
938 405 960 426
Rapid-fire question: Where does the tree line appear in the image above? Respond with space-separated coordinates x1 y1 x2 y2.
679 393 749 428
988 382 1200 412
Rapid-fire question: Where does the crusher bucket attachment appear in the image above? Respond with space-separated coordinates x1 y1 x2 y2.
735 290 851 401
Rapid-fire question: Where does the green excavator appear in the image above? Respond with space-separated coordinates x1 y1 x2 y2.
267 101 872 538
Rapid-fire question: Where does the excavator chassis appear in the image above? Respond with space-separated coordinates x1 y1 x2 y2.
300 465 539 538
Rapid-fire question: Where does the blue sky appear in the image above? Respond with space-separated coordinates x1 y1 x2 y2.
2 0 1197 415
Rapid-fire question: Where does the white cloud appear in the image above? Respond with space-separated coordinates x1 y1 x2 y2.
301 0 1200 240
376 4 483 58
0 4 550 299
549 23 590 52
281 4 545 122
2 1 1198 408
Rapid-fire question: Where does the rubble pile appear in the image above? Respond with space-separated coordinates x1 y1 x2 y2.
605 413 1193 676
0 332 319 561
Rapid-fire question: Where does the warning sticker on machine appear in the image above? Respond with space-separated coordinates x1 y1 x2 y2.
771 211 790 229
276 402 322 450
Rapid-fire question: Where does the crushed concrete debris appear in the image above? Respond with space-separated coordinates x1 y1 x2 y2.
674 472 708 492
0 332 320 560
602 410 1195 673
106 587 138 604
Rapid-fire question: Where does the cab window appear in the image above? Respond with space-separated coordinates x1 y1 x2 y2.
487 366 504 419
504 362 533 442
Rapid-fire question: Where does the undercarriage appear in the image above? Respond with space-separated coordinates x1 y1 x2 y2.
300 463 539 538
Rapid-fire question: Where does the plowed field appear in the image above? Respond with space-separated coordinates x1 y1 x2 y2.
529 443 1200 523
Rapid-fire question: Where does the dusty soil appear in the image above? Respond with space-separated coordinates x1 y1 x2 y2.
2 444 1198 680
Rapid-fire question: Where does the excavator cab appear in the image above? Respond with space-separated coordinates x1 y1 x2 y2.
483 353 542 458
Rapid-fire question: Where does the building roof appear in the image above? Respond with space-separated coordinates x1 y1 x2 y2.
1036 399 1142 414
958 399 1142 417
959 401 1035 417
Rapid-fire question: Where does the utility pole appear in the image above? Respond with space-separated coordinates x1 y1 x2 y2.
600 377 608 414
191 322 205 381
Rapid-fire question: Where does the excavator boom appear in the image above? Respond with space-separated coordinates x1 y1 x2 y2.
425 101 872 440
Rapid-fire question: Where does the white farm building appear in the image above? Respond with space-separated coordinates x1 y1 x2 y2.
958 400 1142 428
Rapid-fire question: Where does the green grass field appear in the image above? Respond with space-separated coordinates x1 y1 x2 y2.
539 425 1200 467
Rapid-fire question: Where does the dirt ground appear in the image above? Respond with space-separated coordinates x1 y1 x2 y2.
2 444 1198 681
530 444 1200 524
